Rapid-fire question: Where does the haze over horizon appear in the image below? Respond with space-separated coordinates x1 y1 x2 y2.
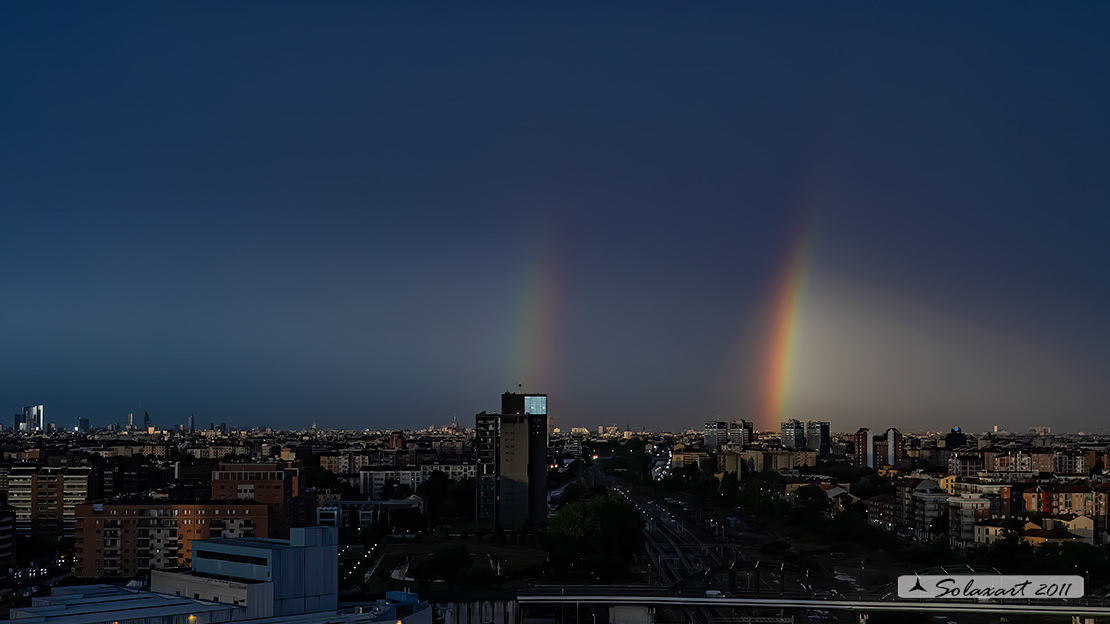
2 4 1108 433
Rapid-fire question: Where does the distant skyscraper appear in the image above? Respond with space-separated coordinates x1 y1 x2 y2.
805 421 831 455
780 419 804 450
476 391 548 529
187 414 195 432
729 420 754 446
143 411 152 430
21 405 44 432
703 421 729 449
78 418 90 433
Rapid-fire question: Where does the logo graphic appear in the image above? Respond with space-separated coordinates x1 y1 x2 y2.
897 575 1084 600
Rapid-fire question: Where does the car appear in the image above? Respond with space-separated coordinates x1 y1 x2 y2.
705 590 724 597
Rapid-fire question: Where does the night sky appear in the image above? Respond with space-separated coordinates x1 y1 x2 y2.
2 3 1108 433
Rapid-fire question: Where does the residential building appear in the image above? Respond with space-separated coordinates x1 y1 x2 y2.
476 392 548 529
7 466 100 537
851 428 873 468
974 518 1038 547
0 503 15 568
359 467 420 498
211 462 314 538
948 495 991 549
74 500 270 578
419 461 476 483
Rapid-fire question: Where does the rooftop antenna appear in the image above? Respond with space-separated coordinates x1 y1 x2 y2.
518 383 523 394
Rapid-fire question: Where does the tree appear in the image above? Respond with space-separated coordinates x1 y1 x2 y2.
795 485 831 516
410 544 474 583
544 495 644 581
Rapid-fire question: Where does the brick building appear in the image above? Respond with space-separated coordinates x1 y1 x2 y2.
210 463 314 538
74 500 270 578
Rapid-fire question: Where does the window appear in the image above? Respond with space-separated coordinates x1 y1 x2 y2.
194 550 268 566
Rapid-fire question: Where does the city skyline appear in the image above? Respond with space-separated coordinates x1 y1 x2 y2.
2 4 1108 432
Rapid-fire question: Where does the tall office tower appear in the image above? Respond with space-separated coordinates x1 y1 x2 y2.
22 405 44 431
143 411 152 430
703 421 729 449
128 413 134 430
780 419 805 449
475 392 548 529
727 420 755 446
805 420 831 455
78 418 90 433
187 414 195 432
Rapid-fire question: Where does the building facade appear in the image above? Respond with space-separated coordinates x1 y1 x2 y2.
475 392 548 529
7 466 100 537
805 421 831 455
150 526 338 617
780 420 805 450
74 501 270 578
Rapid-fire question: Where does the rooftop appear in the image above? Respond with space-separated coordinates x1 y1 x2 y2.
9 585 236 624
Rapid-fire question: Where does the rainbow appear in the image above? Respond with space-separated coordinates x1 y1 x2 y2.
760 224 812 428
508 237 562 392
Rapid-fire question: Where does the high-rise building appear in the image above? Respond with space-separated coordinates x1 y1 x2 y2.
143 411 152 430
880 427 905 468
703 421 729 449
850 427 905 469
780 419 805 450
78 418 90 432
187 414 195 432
475 392 548 529
15 405 44 432
852 428 874 468
805 420 831 455
725 420 755 447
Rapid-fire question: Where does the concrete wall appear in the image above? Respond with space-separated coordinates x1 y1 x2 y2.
150 570 273 618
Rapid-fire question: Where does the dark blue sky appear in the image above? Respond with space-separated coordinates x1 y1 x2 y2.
2 3 1108 432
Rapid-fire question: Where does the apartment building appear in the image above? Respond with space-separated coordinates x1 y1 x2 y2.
74 500 270 578
7 466 100 537
211 463 314 538
948 494 991 549
359 467 420 498
0 503 15 568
